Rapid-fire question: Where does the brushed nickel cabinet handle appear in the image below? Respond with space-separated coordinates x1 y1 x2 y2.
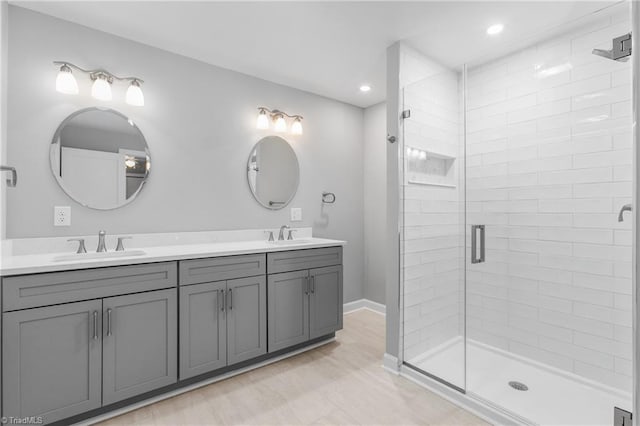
93 311 98 340
219 290 225 312
311 275 315 294
106 308 113 336
228 289 233 310
304 276 309 295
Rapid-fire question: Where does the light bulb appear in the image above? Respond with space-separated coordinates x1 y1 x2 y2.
274 114 287 132
419 151 427 160
91 74 112 101
126 79 144 106
291 117 303 135
55 64 78 95
256 109 269 129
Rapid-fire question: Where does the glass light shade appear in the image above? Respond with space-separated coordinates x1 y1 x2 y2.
126 80 144 106
256 110 269 129
419 151 427 160
91 75 112 101
274 115 287 132
55 66 79 95
291 118 303 135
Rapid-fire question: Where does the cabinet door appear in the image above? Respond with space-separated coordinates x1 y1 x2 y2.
226 276 266 365
267 270 309 352
103 289 177 405
3 300 102 424
179 282 227 379
309 265 343 339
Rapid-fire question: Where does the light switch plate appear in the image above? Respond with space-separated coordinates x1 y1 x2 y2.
290 207 302 222
54 206 71 226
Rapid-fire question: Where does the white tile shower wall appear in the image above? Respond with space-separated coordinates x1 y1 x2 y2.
465 11 632 391
401 48 464 364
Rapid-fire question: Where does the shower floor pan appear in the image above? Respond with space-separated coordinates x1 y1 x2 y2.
407 338 631 426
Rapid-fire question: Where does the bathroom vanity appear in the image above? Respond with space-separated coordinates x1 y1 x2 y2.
0 234 344 425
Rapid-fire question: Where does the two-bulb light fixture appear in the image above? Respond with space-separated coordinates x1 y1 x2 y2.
256 107 303 135
54 61 145 106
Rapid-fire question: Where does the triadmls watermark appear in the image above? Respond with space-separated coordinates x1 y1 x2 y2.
1 417 44 425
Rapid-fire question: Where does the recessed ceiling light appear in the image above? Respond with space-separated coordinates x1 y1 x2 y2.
486 24 504 35
359 85 371 92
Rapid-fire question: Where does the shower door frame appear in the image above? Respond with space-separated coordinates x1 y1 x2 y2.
632 2 639 425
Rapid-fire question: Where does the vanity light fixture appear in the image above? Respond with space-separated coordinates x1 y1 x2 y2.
291 117 303 135
53 61 145 106
91 73 113 101
55 63 79 95
255 107 304 135
256 108 270 129
125 79 145 107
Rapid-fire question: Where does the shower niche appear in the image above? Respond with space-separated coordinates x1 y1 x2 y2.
405 147 456 188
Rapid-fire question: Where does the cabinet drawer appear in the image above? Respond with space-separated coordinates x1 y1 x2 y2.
267 246 342 274
2 262 177 312
179 253 266 286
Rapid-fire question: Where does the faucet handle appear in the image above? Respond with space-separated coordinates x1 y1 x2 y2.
287 229 297 240
67 238 87 254
116 236 132 252
264 230 275 242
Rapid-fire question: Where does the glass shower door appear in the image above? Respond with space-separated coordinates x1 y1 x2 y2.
463 2 634 424
401 68 466 390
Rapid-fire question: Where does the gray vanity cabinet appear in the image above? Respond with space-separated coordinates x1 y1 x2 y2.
102 289 178 405
226 276 267 365
178 254 268 380
267 270 310 352
309 265 343 339
3 299 103 424
179 281 228 379
267 247 343 353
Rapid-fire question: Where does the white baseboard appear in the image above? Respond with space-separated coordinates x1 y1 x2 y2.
383 353 400 374
343 298 386 315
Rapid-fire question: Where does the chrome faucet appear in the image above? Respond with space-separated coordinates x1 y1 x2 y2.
278 225 290 241
97 230 107 252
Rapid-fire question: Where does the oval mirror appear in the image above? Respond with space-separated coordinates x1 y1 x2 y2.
247 136 299 210
50 108 150 210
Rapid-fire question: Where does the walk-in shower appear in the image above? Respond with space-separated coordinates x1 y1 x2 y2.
397 1 636 424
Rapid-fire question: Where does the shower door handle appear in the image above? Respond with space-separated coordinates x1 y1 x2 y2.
471 225 485 264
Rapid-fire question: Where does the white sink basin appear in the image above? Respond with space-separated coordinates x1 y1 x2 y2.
268 239 313 246
53 250 147 262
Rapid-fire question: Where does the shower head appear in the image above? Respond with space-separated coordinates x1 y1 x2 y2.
591 33 632 62
592 48 629 62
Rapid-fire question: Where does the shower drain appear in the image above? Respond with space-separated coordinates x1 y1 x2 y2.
508 381 529 391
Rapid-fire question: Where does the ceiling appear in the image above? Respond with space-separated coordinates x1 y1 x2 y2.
11 1 618 108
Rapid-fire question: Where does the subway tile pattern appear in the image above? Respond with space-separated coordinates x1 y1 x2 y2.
402 54 465 375
402 10 632 393
465 12 632 391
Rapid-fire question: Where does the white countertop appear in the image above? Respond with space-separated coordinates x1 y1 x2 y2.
0 228 345 276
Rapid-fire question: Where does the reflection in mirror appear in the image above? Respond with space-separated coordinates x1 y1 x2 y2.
247 136 299 210
50 108 150 210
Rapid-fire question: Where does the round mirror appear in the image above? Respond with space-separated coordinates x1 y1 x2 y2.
247 136 299 210
50 108 150 210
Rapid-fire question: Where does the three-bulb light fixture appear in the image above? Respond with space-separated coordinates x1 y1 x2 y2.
256 107 303 135
54 61 145 107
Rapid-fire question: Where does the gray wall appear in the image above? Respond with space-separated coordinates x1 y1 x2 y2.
363 102 386 305
5 6 365 302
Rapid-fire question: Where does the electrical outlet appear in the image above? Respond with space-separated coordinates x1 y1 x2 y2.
290 207 302 222
54 206 71 227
